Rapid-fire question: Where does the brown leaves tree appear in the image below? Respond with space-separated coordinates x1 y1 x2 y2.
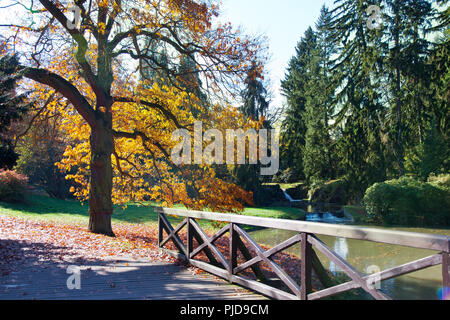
1 0 266 236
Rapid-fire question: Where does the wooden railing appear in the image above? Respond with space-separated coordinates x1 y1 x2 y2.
155 207 450 300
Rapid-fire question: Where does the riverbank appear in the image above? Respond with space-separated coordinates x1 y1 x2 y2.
269 175 450 229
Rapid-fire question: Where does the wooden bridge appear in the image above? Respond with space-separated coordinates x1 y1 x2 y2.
156 207 450 300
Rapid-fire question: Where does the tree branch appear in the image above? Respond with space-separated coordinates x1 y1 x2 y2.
22 67 96 127
112 129 171 160
112 96 187 130
38 0 104 100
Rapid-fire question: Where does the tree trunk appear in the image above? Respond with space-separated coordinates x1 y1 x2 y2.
393 0 404 175
88 118 115 237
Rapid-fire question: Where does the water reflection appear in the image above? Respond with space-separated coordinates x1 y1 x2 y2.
329 237 349 274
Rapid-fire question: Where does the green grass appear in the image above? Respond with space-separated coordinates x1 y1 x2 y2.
0 194 91 225
0 194 306 230
242 206 305 220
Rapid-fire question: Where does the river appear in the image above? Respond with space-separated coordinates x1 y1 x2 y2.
251 193 449 299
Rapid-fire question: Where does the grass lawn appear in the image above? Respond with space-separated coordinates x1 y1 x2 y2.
0 194 306 230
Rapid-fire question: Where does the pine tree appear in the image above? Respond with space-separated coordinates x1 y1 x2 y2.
280 27 317 180
428 2 449 146
383 0 435 174
401 0 434 145
303 7 337 184
278 0 448 202
0 54 31 169
234 62 270 205
405 120 448 180
177 54 209 106
141 42 170 87
328 0 387 194
240 61 270 121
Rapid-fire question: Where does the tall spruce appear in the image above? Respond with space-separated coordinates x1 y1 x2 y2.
303 6 337 184
278 0 448 201
235 63 270 205
383 0 435 174
328 0 387 195
280 27 317 180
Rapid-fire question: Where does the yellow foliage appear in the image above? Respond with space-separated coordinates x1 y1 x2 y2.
11 0 264 213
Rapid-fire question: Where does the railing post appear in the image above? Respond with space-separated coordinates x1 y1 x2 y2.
301 233 313 300
229 223 237 283
443 252 449 298
187 218 193 262
158 213 163 248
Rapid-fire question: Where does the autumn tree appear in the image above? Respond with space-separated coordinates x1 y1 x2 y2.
2 0 263 236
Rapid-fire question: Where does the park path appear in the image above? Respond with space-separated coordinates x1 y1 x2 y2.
0 215 262 300
0 256 262 300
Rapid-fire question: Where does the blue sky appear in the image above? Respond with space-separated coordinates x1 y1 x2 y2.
220 0 335 109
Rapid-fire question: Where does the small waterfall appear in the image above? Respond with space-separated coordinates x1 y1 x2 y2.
306 213 322 222
282 189 303 203
282 188 353 224
305 212 353 224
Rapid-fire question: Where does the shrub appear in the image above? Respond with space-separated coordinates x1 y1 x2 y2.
0 169 28 203
308 178 350 205
274 168 301 184
428 174 450 191
15 142 73 199
363 176 450 227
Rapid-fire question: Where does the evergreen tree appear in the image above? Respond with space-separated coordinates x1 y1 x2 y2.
280 27 317 180
177 54 209 106
240 61 270 121
428 2 449 146
235 62 271 205
303 7 337 184
405 120 448 180
278 0 448 203
400 0 434 145
383 0 435 173
141 42 170 87
0 54 31 169
328 0 387 194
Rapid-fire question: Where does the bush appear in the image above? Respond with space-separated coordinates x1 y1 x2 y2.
363 176 450 227
273 168 301 184
15 144 73 199
428 174 450 191
308 178 351 205
0 169 28 203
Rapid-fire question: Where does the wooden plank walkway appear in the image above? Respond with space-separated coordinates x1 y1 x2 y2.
0 256 264 300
